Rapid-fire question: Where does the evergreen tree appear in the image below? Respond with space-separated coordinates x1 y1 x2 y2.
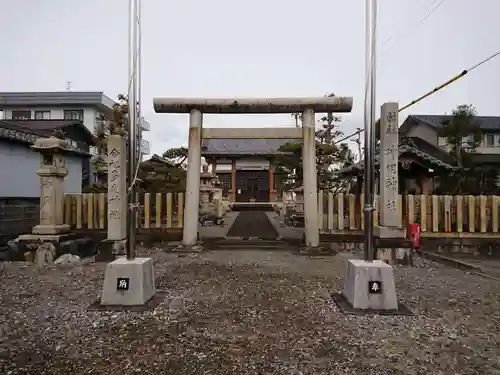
274 93 354 192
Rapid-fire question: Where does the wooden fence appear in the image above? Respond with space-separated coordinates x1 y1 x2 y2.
63 192 184 230
63 191 500 236
317 192 500 235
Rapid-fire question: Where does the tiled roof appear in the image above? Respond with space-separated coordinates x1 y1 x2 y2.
0 119 94 155
143 154 177 167
341 136 458 175
201 138 298 156
0 119 84 135
411 115 500 131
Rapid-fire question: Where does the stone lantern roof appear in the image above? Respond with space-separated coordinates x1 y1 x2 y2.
32 136 70 153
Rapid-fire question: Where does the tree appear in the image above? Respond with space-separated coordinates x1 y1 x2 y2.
91 94 129 184
434 104 500 195
274 94 354 192
438 104 481 167
85 94 187 193
137 155 186 193
162 147 189 168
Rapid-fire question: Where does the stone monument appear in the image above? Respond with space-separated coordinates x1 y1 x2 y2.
374 102 404 240
373 102 411 265
98 135 127 260
14 137 93 263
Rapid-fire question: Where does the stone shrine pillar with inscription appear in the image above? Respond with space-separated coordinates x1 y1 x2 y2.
374 102 404 239
107 136 128 242
97 135 128 260
32 137 71 235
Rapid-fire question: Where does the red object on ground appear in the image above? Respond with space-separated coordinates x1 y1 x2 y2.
407 223 421 249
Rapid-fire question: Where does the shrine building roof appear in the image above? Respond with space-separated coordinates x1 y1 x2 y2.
341 136 458 176
201 138 297 157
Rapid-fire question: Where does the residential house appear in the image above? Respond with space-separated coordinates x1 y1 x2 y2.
0 91 152 160
399 114 500 154
341 114 500 194
0 119 95 197
0 119 96 243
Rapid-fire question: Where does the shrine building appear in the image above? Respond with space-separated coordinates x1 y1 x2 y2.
202 137 295 202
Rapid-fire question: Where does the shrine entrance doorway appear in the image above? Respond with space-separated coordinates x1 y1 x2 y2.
235 170 269 202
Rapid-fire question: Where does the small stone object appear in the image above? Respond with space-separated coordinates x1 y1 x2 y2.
35 242 56 269
54 253 81 266
24 252 34 262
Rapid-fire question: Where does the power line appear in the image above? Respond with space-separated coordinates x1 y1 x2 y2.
335 48 500 145
381 0 441 50
382 0 446 58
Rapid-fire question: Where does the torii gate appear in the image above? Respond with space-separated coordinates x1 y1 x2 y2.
153 97 353 248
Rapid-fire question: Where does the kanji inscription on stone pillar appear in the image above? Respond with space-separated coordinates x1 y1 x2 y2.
107 135 127 241
379 102 399 227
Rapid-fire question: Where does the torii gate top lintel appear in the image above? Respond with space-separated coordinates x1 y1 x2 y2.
153 97 353 114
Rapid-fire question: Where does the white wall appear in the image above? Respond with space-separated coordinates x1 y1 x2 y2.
235 158 270 170
3 107 100 133
4 106 153 157
0 141 83 197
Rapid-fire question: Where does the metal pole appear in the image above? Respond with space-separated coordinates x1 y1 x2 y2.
137 0 143 163
126 0 138 259
363 0 377 261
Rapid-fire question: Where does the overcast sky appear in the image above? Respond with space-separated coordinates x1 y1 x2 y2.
1 0 499 156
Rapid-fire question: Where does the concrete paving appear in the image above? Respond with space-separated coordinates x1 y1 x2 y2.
226 211 279 239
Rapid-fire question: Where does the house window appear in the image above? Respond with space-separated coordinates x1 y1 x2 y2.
486 134 495 147
35 110 51 120
11 110 31 120
63 110 84 121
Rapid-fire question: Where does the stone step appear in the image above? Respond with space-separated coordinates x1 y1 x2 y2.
204 239 296 251
231 203 274 212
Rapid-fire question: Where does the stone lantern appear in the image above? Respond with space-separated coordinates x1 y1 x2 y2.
211 175 222 201
32 137 71 235
199 164 213 214
291 185 304 214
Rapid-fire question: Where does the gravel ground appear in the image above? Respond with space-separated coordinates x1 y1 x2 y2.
0 248 499 375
